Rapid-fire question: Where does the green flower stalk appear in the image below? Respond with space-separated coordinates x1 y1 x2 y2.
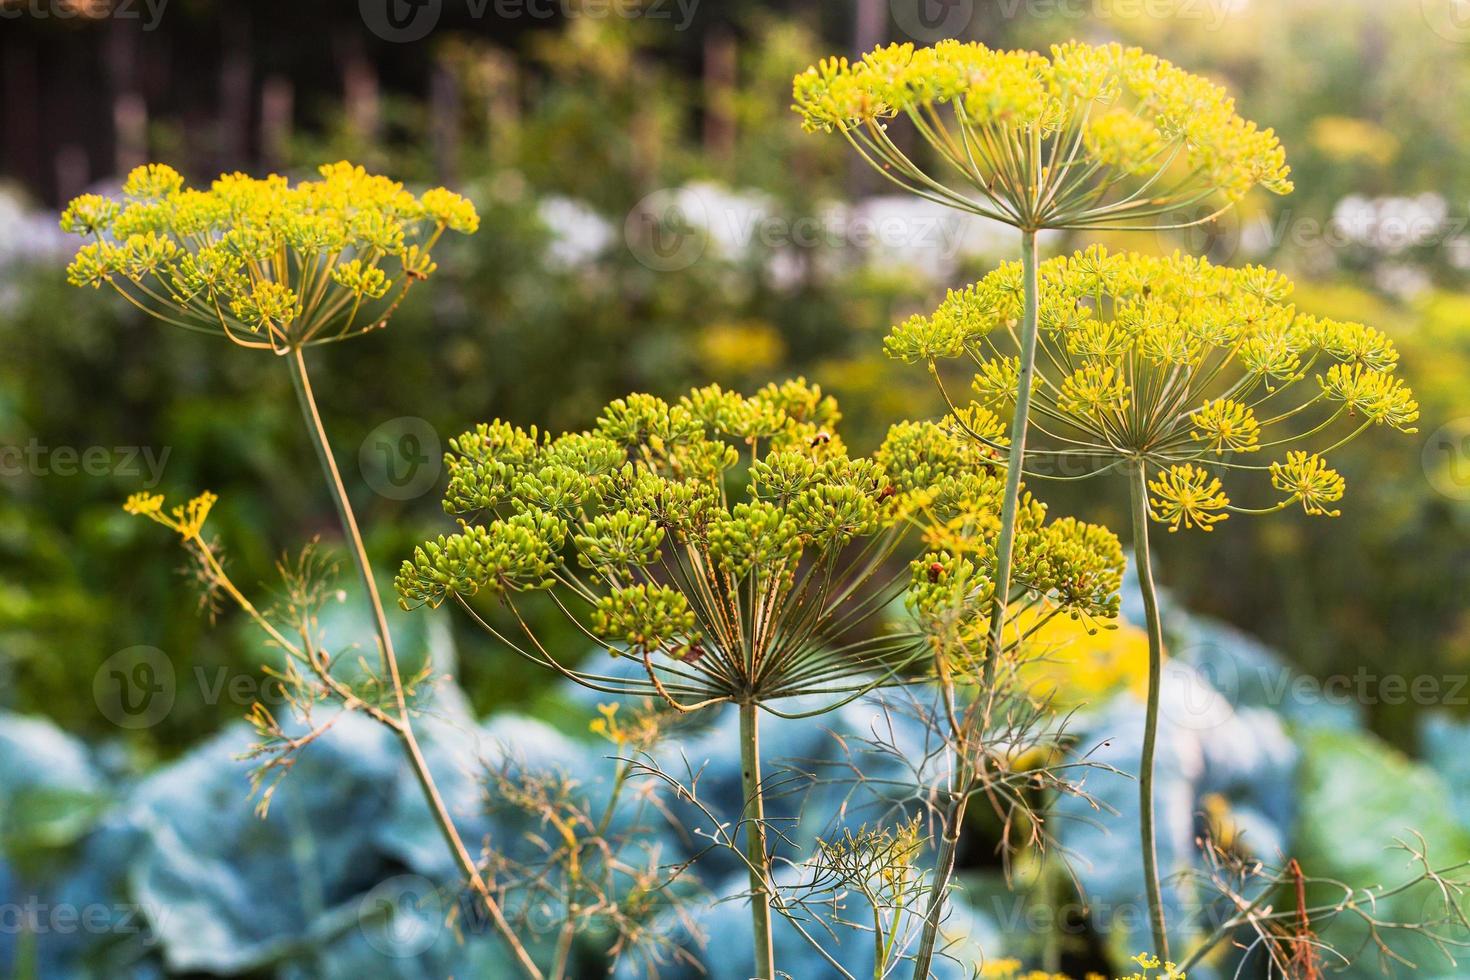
891 246 1418 958
58 165 549 976
398 381 1123 978
794 40 1292 973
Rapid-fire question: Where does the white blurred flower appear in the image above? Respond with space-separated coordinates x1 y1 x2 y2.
538 195 613 269
1332 192 1447 253
2 190 70 270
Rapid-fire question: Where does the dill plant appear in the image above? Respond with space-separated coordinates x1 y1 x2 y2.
59 163 557 977
397 381 1123 978
792 39 1292 974
889 247 1419 958
61 159 1126 977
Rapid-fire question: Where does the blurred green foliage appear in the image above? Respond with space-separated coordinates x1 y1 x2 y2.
3 2 1470 762
0 15 938 750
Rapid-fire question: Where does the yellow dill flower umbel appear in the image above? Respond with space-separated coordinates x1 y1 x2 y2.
793 40 1291 231
1270 451 1345 516
1148 465 1229 532
59 162 480 351
1190 398 1261 454
887 246 1417 531
1121 953 1187 979
123 490 218 540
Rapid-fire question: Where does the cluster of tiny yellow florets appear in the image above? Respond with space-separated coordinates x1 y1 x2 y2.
888 247 1417 532
793 40 1289 226
123 490 218 539
1118 953 1186 979
61 162 479 350
1147 465 1229 532
888 417 1124 653
588 701 663 753
970 952 1181 980
976 957 1105 980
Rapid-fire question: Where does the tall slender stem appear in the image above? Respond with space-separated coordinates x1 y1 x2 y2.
908 771 967 980
910 228 1040 980
984 227 1040 684
285 347 544 980
286 348 401 685
1128 460 1170 960
739 699 776 979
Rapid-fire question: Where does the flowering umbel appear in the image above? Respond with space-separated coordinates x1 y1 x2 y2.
123 490 217 540
888 248 1418 531
793 40 1290 230
60 162 479 350
397 379 1122 710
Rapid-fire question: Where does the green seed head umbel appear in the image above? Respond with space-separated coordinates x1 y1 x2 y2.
398 380 1124 710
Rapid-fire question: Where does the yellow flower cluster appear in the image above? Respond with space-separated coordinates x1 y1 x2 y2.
977 958 1105 980
1147 464 1229 533
123 490 218 540
888 247 1418 532
588 701 663 752
793 40 1290 227
1189 398 1261 453
1270 450 1346 516
974 952 1181 979
1119 953 1186 979
61 162 479 350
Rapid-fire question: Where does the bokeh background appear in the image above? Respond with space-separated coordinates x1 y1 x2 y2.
6 0 1470 976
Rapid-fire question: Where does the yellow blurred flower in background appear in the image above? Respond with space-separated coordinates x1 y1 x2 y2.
697 319 786 378
1308 115 1400 169
1011 607 1151 710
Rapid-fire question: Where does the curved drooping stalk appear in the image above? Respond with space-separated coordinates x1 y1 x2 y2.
739 700 777 978
909 229 1040 979
285 348 545 980
1128 461 1170 960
